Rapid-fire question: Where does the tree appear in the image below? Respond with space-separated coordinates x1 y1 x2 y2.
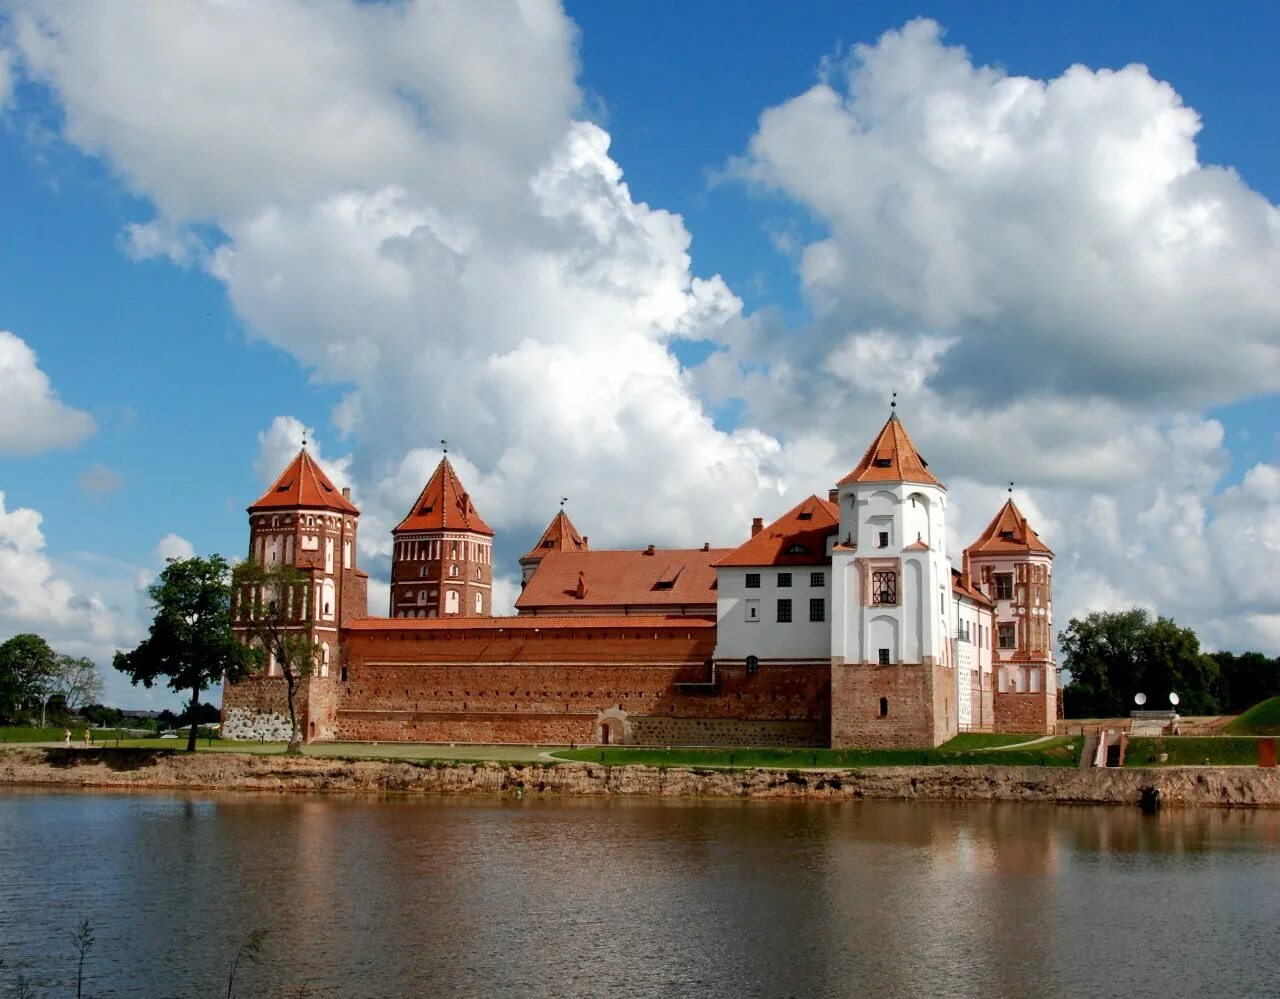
1212 651 1280 713
33 655 105 727
0 633 57 724
231 559 321 755
115 555 253 752
1059 608 1221 717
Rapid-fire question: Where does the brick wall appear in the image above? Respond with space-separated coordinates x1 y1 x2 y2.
628 717 825 747
221 674 341 742
994 691 1055 734
831 660 955 748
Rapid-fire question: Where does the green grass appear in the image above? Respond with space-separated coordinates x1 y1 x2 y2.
553 737 1080 770
1124 736 1264 767
1225 697 1280 735
939 732 1050 751
0 726 152 743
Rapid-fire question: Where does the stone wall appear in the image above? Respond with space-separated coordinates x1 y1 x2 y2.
831 660 955 749
628 717 825 747
995 690 1056 734
221 674 340 743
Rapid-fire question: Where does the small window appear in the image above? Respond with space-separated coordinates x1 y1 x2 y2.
340 666 348 682
998 623 1016 649
475 592 483 614
879 696 889 717
878 649 891 666
745 599 759 622
872 570 897 605
746 655 759 676
786 544 808 555
995 574 1014 600
878 531 890 548
873 457 892 468
449 565 459 578
810 572 825 588
777 572 792 588
776 598 792 623
809 598 825 622
745 573 761 589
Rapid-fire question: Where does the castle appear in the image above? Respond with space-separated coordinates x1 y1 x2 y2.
222 411 1057 748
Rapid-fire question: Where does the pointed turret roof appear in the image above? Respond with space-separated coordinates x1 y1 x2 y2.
966 498 1053 556
523 510 588 561
249 449 359 514
837 413 944 488
393 457 493 536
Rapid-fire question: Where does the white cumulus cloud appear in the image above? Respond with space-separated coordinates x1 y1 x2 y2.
0 331 95 455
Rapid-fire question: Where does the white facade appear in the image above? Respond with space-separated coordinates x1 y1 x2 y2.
715 565 833 661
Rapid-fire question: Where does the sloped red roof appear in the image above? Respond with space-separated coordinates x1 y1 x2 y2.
522 510 588 561
951 568 993 606
965 498 1053 557
516 547 729 613
249 449 359 514
346 614 715 631
394 457 493 536
837 414 944 488
715 496 839 567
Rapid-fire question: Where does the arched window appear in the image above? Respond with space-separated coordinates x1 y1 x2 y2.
321 643 330 678
418 589 427 605
474 591 483 614
449 565 459 578
321 578 335 620
445 590 459 615
879 697 889 718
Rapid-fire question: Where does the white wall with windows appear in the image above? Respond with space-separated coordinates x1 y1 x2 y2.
714 564 833 661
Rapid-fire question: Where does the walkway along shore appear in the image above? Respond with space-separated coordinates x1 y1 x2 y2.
3 747 1279 807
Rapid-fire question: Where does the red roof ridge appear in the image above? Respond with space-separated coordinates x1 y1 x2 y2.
837 414 944 489
965 497 1053 556
249 448 359 514
394 456 494 536
716 494 840 567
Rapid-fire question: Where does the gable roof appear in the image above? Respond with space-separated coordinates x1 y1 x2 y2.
516 547 729 613
715 495 840 567
522 510 589 561
951 568 993 606
249 449 359 514
394 457 493 536
837 413 944 489
965 498 1053 557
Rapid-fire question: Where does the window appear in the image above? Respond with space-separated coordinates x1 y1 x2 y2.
998 623 1016 649
809 598 825 622
776 598 792 623
810 572 825 588
878 531 890 548
445 590 460 615
871 570 897 605
745 599 760 622
475 566 482 579
746 655 759 676
879 696 889 717
745 573 761 589
449 565 459 578
786 544 808 554
995 573 1014 600
777 572 792 588
878 649 891 666
475 592 483 614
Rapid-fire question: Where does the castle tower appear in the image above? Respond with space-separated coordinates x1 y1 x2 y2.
224 448 368 742
390 457 494 618
520 508 588 586
829 411 958 748
965 497 1056 733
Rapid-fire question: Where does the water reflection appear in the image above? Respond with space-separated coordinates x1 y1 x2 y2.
0 791 1276 998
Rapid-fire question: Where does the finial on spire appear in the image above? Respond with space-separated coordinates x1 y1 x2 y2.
890 390 897 411
301 429 308 450
1008 481 1014 496
441 438 448 455
560 496 568 509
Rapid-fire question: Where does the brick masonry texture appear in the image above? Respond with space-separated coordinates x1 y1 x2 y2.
994 691 1056 734
830 661 958 749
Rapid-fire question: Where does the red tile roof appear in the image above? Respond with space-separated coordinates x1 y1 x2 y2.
715 496 839 567
249 449 359 514
347 614 715 631
965 498 1053 557
394 457 493 536
951 568 993 606
837 414 944 488
522 510 588 561
515 547 729 613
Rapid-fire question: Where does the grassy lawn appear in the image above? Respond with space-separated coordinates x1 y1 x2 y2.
0 727 153 744
553 736 1080 770
940 732 1050 751
1124 736 1264 767
1225 697 1280 735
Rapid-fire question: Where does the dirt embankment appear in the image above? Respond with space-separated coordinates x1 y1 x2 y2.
3 747 1279 807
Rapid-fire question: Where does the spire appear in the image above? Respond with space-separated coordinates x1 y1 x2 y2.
249 449 359 514
523 508 589 560
966 497 1053 556
393 456 494 535
837 413 944 488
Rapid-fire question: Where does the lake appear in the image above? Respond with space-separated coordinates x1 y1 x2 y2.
1 791 1277 997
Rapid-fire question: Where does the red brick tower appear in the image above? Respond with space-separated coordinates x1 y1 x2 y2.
236 448 368 675
390 457 494 618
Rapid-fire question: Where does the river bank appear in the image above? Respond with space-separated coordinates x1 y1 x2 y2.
3 746 1279 806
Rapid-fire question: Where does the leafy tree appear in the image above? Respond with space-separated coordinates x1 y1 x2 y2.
1059 608 1221 717
1212 651 1280 712
232 559 321 755
32 655 105 727
0 633 57 724
114 555 252 752
81 703 122 727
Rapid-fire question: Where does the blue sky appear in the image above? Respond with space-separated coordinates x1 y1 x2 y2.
0 1 1277 708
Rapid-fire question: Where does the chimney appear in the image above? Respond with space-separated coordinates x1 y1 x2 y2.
828 488 838 504
575 571 587 599
702 542 710 552
583 536 589 548
644 544 656 556
751 517 763 537
342 487 352 500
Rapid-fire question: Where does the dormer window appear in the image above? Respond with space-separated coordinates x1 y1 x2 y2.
786 544 808 555
999 530 1014 540
873 457 892 468
796 510 812 521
